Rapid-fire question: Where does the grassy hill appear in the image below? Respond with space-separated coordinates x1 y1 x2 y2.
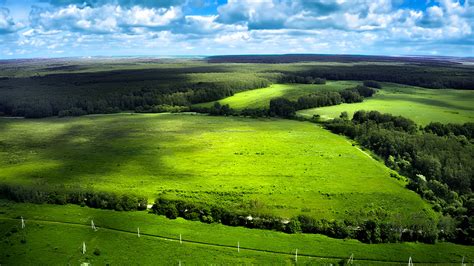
297 83 474 125
195 81 359 110
1 201 472 265
0 113 433 224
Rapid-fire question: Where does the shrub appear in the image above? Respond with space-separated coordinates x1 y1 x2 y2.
93 248 101 256
285 219 302 233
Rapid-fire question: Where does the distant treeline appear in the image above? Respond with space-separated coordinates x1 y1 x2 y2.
207 54 464 65
152 196 438 244
209 55 474 90
0 80 269 118
0 184 148 211
325 111 474 244
1 59 473 119
0 70 270 118
282 66 473 90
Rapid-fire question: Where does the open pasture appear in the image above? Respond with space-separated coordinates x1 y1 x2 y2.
0 201 472 265
297 83 474 125
0 113 433 224
195 81 360 110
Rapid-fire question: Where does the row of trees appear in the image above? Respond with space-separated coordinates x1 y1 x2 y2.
191 85 377 119
0 184 148 211
325 111 473 244
297 215 438 244
269 85 377 118
151 197 438 244
279 75 327 84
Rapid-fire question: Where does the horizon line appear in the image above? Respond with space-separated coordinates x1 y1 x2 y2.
1 53 474 61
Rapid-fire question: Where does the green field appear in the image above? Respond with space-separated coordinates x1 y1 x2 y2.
196 81 359 110
297 83 474 125
0 113 433 224
1 201 472 265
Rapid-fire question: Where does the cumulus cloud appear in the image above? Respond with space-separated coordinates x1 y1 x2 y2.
39 0 186 8
0 7 23 34
216 0 399 31
29 4 183 33
1 0 473 58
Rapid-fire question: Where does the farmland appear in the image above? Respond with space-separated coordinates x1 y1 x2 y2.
297 83 474 125
1 201 472 265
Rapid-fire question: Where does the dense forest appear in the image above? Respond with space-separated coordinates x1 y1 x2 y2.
0 69 270 118
207 54 469 65
325 111 473 244
0 58 473 118
210 55 474 90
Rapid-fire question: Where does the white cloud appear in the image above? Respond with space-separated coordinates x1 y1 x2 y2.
0 0 473 58
0 7 23 34
29 4 183 33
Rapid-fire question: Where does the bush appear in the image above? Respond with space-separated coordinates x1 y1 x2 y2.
93 248 101 256
286 219 302 233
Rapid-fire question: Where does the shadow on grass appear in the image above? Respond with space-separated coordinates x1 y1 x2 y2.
2 114 204 191
377 93 474 112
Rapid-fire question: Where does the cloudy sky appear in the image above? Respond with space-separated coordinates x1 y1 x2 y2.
0 0 472 58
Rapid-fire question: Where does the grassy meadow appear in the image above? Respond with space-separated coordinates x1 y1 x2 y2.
1 58 473 264
297 83 474 125
1 201 472 265
0 113 433 224
195 81 359 110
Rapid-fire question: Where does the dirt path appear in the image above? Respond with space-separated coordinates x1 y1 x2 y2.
346 139 374 160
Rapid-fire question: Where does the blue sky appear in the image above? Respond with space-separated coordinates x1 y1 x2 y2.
0 0 472 58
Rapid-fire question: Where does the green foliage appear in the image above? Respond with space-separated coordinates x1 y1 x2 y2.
0 63 270 118
339 111 349 120
325 111 474 244
269 98 296 117
135 104 189 113
0 184 147 212
209 55 474 89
